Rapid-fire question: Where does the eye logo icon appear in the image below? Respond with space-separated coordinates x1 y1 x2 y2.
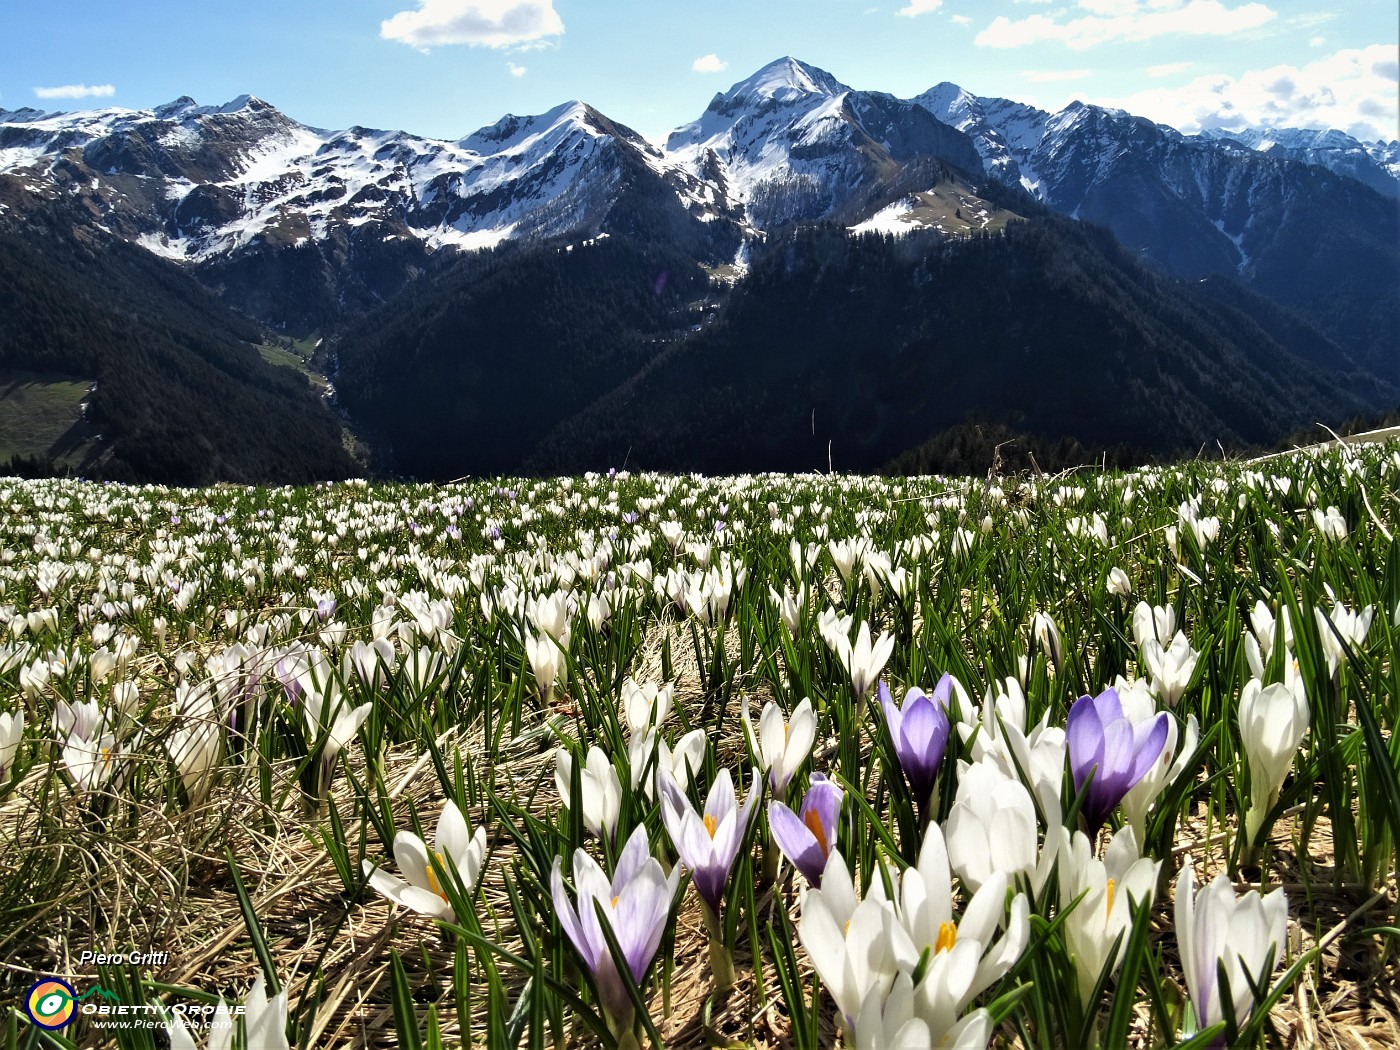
26 978 77 1030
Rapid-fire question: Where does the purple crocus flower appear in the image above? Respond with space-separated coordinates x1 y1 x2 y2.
878 678 953 814
551 825 679 1033
1067 687 1170 831
658 766 760 919
768 773 843 886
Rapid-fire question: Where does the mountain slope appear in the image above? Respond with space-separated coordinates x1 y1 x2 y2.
1194 126 1399 198
333 230 717 478
4 65 1394 376
668 57 985 229
522 219 1390 475
0 95 730 331
0 203 356 483
913 87 1400 376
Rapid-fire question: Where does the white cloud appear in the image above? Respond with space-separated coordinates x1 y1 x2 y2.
1079 0 1137 14
1147 60 1194 76
1309 35 1325 47
1022 68 1094 82
975 0 1276 50
951 14 972 25
1102 44 1400 142
692 54 728 74
897 0 943 15
33 83 115 100
507 61 527 77
381 0 563 50
1287 11 1336 29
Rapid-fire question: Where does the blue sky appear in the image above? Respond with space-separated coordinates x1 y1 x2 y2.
3 1 1396 143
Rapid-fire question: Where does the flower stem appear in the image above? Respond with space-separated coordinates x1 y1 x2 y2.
708 935 735 992
700 902 735 992
761 841 780 884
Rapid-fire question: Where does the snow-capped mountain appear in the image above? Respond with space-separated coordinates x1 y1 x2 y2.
1192 126 1398 198
0 94 704 262
667 57 983 228
908 84 1050 191
912 83 1398 375
1 58 1394 372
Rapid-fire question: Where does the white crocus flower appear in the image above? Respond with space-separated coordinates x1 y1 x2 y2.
1140 631 1199 708
19 657 50 698
362 799 488 922
1106 567 1132 596
851 973 932 1050
817 606 855 652
167 682 222 804
54 698 106 742
586 593 610 633
888 823 1030 1015
742 697 816 800
833 621 895 699
653 728 707 798
1239 678 1310 845
302 683 373 799
957 679 1065 826
1131 602 1176 650
555 745 622 841
399 645 444 695
1115 676 1199 844
1176 857 1289 1031
348 638 396 688
525 632 566 696
1245 601 1295 680
1056 825 1160 1006
1315 602 1374 675
166 974 287 1050
943 757 1044 894
88 646 118 685
626 727 658 792
0 708 23 782
799 851 917 1033
850 972 995 1050
621 678 673 737
62 730 124 792
769 583 807 636
1310 505 1347 541
527 592 571 643
829 538 867 584
1030 611 1063 668
111 680 141 716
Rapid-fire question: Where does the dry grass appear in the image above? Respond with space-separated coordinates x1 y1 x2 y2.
2 620 1394 1048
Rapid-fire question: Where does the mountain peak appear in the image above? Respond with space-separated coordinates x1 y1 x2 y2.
458 100 601 153
150 94 274 122
153 96 200 119
712 57 848 110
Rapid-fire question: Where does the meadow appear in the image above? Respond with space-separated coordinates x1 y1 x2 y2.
0 440 1396 1049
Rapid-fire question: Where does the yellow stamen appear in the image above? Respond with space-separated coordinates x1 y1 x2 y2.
803 807 830 857
611 895 620 909
703 814 719 839
935 921 958 954
1105 878 1116 918
427 851 447 900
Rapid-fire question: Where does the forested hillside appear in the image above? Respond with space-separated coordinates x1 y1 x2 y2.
523 219 1390 475
0 209 356 484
